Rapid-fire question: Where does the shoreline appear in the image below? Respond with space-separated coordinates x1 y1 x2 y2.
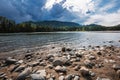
0 44 120 80
0 31 120 35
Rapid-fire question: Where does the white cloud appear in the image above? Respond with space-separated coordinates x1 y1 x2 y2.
84 9 120 26
63 0 95 14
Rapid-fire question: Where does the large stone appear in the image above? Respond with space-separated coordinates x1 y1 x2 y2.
31 74 46 80
14 65 26 72
31 70 46 80
5 57 17 65
55 66 67 73
16 67 32 80
80 67 91 78
52 57 69 66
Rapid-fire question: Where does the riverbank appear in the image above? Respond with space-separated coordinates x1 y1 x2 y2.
0 43 120 80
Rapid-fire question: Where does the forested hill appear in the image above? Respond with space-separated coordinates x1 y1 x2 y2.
0 16 120 33
26 21 80 27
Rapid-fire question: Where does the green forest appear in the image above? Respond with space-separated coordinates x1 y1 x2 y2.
0 16 120 33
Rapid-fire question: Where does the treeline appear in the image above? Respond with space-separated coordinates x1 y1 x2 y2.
0 16 120 33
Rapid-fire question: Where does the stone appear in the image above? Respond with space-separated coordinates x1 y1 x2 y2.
48 78 54 80
112 64 120 70
75 57 80 62
28 61 39 67
10 64 20 72
36 69 46 77
84 60 95 69
89 71 96 77
109 60 116 63
73 76 80 80
31 74 46 80
96 77 111 80
5 57 17 65
74 65 80 71
65 74 73 80
89 56 96 60
25 53 33 58
66 48 72 51
47 64 53 69
48 57 54 62
53 57 69 66
16 67 32 80
76 53 83 58
55 66 67 73
17 60 24 64
14 65 26 72
80 67 90 78
40 61 47 66
47 54 54 60
97 52 102 55
0 72 6 78
67 55 71 60
62 47 66 52
59 76 65 80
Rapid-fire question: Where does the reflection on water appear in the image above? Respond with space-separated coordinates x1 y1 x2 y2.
0 32 120 52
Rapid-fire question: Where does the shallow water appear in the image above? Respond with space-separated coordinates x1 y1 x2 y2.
0 32 120 53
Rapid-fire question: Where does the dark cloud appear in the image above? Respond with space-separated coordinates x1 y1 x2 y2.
0 0 120 26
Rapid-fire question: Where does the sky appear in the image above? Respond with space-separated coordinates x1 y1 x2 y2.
0 0 120 26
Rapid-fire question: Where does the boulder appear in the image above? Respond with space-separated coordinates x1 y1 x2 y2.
16 67 32 80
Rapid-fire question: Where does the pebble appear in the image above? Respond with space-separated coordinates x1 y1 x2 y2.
16 67 32 80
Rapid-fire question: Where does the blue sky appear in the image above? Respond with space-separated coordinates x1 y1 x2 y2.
0 0 120 26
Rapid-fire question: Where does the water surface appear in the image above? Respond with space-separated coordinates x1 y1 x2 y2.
0 32 120 53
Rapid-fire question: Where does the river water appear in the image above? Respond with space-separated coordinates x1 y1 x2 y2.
0 32 120 53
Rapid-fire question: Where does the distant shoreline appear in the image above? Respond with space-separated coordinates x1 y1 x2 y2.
0 31 120 34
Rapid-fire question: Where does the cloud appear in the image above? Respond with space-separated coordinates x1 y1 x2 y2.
84 10 120 26
0 0 119 26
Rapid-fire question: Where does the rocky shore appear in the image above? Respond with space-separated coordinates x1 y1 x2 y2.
0 44 120 80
